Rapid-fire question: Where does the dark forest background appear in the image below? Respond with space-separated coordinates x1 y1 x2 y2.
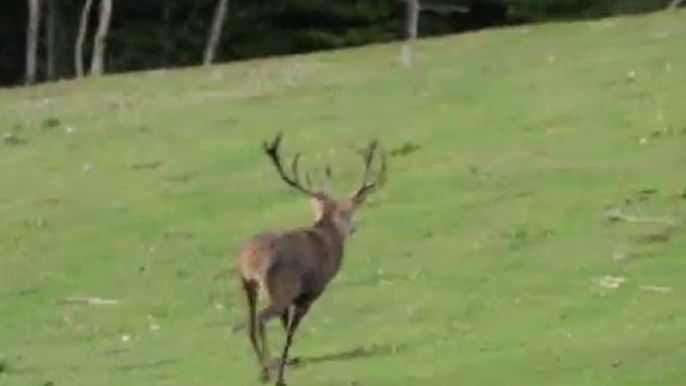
0 0 679 87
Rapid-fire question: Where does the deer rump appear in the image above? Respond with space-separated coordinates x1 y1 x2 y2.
240 227 343 307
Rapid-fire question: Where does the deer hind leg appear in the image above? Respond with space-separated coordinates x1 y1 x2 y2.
241 278 262 367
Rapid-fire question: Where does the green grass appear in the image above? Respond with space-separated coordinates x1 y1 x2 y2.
2 9 686 386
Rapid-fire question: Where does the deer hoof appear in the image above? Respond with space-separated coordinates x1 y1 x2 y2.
275 380 287 386
259 369 271 384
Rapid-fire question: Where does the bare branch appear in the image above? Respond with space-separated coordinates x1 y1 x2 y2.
58 296 120 305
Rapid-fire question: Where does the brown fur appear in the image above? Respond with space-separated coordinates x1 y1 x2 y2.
236 133 385 386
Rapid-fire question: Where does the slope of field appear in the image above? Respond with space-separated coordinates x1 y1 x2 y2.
1 10 685 386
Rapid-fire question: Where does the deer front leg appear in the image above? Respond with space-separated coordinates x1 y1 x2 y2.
256 305 286 383
275 302 311 386
277 306 302 367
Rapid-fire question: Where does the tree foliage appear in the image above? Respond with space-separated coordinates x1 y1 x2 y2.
0 0 676 86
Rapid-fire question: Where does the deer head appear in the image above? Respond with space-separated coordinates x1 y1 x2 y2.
263 132 387 237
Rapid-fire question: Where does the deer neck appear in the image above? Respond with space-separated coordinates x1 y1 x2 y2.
313 216 346 269
313 209 349 239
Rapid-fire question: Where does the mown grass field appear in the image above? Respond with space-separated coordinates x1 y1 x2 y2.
1 9 686 386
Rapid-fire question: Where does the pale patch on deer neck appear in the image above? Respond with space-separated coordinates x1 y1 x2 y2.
314 217 346 272
313 213 344 238
331 215 352 239
310 198 325 222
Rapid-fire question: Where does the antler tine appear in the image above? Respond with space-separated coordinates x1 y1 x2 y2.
290 152 302 185
351 139 387 204
323 165 333 193
263 131 283 155
262 132 321 198
304 172 314 190
375 147 388 188
362 139 381 182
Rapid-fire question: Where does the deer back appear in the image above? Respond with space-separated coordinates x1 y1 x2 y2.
239 220 345 301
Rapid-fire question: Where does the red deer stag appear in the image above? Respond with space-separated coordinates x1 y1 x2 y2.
237 132 386 386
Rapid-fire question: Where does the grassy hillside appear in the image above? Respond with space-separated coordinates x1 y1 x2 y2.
2 10 685 386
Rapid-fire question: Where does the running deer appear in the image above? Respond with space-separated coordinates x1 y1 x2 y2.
237 132 386 386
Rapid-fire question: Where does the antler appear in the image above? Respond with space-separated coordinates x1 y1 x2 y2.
263 132 324 198
351 139 387 205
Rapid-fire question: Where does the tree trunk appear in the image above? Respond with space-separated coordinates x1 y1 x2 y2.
90 0 113 76
75 0 94 78
667 0 684 9
402 0 420 67
407 0 419 40
162 1 174 65
203 0 230 66
45 0 56 80
25 0 42 85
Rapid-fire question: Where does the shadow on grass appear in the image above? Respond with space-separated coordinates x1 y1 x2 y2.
115 358 179 372
287 342 408 369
